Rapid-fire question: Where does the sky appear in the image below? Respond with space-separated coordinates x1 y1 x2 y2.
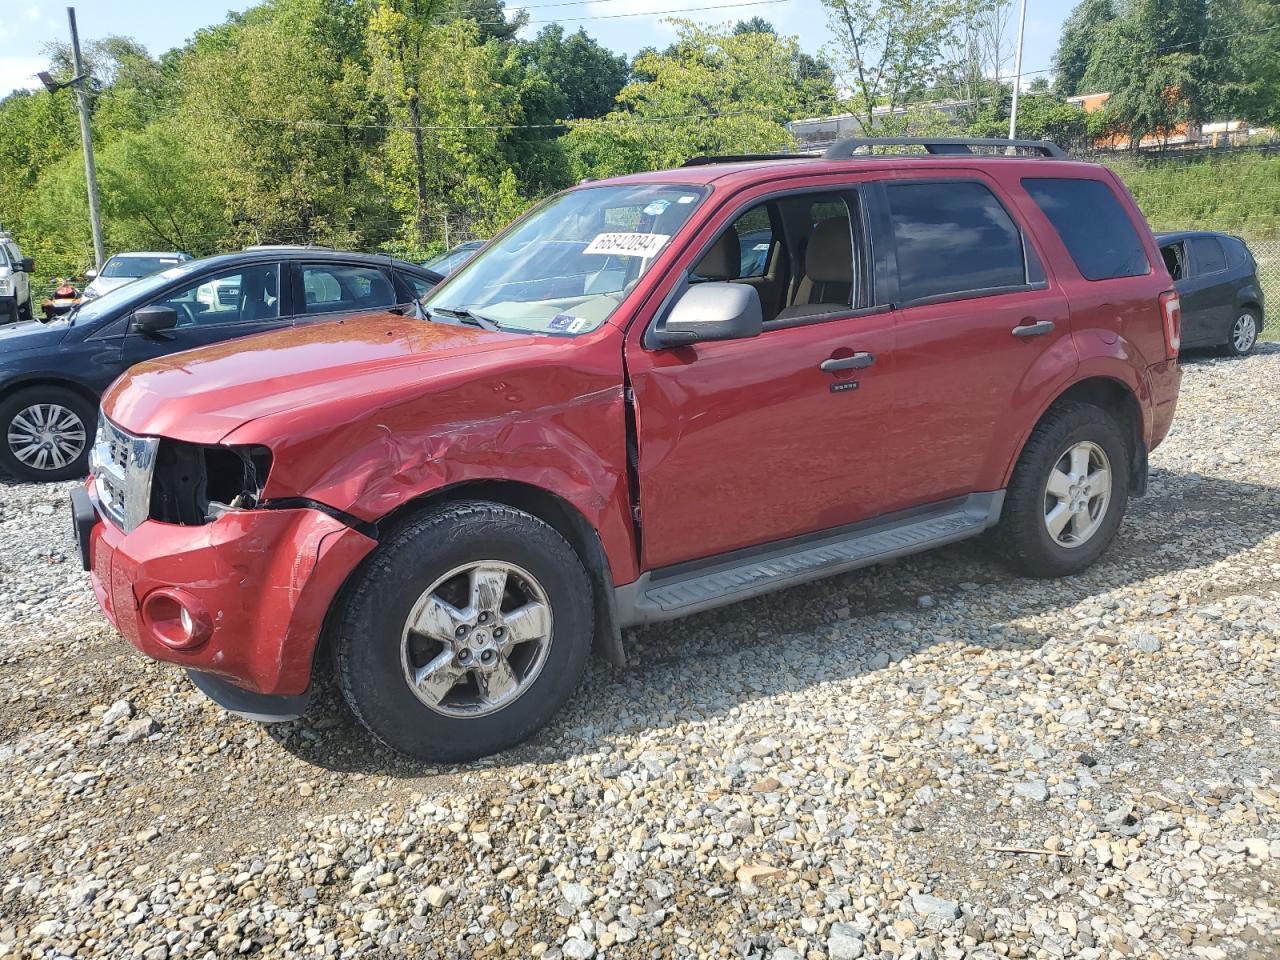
0 0 1079 102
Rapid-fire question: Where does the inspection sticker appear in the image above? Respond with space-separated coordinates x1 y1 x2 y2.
549 313 576 331
584 232 670 258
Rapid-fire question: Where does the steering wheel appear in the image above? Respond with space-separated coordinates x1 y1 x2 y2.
174 303 198 327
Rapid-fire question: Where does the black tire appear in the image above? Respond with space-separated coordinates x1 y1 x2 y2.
1221 307 1261 357
334 500 594 762
0 385 96 482
992 402 1130 578
17 297 33 324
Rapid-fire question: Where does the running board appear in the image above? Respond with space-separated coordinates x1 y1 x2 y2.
615 492 1003 627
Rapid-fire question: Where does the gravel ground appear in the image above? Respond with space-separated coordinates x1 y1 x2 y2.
2 347 1278 960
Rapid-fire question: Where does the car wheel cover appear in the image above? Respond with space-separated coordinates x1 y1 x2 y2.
1043 440 1112 549
1232 313 1257 353
400 560 553 718
7 403 87 471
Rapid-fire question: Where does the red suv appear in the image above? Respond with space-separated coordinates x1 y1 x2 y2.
72 138 1182 761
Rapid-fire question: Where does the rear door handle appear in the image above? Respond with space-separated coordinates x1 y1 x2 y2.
820 352 875 372
1012 319 1055 338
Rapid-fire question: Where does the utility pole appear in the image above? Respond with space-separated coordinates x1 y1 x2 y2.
1008 0 1028 141
68 6 104 270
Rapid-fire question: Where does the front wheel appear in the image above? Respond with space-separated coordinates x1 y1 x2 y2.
335 501 594 762
0 386 96 482
1223 308 1260 357
992 402 1130 578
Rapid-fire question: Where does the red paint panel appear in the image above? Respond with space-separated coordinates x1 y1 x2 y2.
89 509 376 696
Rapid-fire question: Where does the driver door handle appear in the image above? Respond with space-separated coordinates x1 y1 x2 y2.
1012 319 1055 338
820 352 875 372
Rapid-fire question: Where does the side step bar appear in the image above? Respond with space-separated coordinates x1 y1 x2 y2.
615 492 1003 627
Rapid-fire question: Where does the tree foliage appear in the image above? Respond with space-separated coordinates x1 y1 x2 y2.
563 21 834 178
819 0 975 132
1 0 1277 282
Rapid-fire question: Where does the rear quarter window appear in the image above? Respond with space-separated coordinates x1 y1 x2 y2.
1023 177 1150 281
885 180 1027 302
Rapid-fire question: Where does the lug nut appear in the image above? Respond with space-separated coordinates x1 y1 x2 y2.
493 627 505 640
455 624 468 638
458 648 472 662
480 650 496 665
478 611 491 624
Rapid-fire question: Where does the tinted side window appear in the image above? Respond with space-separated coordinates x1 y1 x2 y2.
1189 236 1227 275
1023 177 1149 281
151 265 280 327
1222 236 1253 269
885 181 1026 302
300 265 395 315
396 270 436 301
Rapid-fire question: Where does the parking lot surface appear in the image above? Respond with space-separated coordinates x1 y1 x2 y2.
1 349 1277 960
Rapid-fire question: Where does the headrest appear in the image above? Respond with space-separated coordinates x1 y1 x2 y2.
805 217 853 283
695 226 741 281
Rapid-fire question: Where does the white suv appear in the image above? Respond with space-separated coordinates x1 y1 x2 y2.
0 234 33 324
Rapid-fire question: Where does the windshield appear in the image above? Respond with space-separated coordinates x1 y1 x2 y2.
101 255 183 279
72 260 207 326
425 184 707 335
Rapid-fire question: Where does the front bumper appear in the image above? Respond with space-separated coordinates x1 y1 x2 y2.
76 481 377 698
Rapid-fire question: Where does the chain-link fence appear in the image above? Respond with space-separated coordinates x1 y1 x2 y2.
1242 237 1278 341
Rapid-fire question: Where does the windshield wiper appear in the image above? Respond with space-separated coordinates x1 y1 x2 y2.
429 306 502 331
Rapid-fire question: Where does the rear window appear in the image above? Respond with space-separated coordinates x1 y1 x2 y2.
1023 177 1150 281
885 180 1026 303
1189 236 1227 275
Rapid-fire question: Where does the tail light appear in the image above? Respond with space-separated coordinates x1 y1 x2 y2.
1159 290 1181 359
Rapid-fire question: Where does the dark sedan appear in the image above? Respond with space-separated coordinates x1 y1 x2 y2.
0 249 441 482
1158 231 1265 356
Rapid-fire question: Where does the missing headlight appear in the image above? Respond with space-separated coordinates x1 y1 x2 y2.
149 441 273 525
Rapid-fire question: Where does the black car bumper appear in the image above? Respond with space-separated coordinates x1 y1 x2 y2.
70 486 97 571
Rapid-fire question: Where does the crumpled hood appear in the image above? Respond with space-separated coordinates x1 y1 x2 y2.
0 319 68 354
102 312 533 444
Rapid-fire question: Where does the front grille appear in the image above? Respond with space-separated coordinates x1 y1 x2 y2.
90 414 159 533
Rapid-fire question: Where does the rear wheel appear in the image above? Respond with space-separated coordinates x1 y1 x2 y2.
0 386 95 482
993 402 1130 578
1222 308 1260 357
335 501 593 762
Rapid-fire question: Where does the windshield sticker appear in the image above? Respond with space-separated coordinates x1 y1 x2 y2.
584 232 671 258
642 199 671 216
677 195 697 204
567 317 590 333
549 313 576 331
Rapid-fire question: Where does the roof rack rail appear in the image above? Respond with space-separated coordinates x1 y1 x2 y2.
823 137 1067 159
681 153 817 167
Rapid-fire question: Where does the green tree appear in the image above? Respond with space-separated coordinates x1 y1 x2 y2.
819 0 971 133
1053 0 1114 96
174 0 386 247
1080 0 1209 148
565 20 833 178
520 25 629 121
1203 0 1280 127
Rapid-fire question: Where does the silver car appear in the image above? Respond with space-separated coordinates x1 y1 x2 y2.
82 251 192 300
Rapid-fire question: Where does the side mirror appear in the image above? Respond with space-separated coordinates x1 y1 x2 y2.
85 267 98 279
653 282 763 348
19 258 34 273
132 305 178 334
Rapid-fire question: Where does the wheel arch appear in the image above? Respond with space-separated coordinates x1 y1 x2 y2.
1008 376 1147 497
0 375 101 411
368 479 625 668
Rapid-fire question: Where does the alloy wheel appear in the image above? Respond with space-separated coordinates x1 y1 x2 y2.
400 561 553 717
6 403 87 472
1043 440 1112 548
1232 312 1258 354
